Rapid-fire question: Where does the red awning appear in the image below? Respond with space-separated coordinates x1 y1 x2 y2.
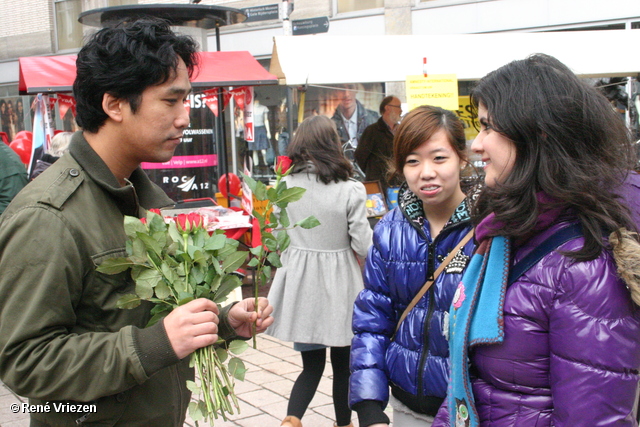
19 51 277 94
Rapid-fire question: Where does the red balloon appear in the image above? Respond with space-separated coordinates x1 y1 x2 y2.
14 130 33 142
218 173 241 197
9 138 31 165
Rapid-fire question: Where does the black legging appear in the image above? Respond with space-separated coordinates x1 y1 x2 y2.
287 346 352 426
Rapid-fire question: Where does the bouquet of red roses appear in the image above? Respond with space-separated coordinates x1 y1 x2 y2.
97 209 249 424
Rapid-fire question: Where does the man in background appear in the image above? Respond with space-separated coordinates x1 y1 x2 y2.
355 95 403 193
331 84 378 147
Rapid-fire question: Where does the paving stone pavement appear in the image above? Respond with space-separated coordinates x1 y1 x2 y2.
0 334 393 427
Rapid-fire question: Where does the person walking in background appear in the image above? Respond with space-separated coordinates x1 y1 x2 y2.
355 95 403 193
0 140 28 216
434 53 640 427
267 115 373 427
350 106 478 427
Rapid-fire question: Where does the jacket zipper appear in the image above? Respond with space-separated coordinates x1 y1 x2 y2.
415 238 437 408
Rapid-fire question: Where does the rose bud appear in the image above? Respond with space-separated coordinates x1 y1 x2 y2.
275 156 293 175
175 213 191 233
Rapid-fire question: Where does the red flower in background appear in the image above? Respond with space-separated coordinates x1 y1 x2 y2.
176 212 204 234
275 156 293 175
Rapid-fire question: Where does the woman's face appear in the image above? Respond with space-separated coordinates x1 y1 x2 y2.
472 104 517 187
403 128 466 216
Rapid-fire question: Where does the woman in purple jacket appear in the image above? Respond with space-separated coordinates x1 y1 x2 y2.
434 53 640 427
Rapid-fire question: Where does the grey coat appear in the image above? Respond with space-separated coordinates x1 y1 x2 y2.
266 169 373 347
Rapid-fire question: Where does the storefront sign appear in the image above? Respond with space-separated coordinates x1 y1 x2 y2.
405 74 458 111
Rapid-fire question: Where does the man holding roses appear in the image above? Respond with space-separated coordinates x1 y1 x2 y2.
0 18 273 426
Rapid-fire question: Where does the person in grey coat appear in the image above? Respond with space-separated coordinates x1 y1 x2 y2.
266 115 373 427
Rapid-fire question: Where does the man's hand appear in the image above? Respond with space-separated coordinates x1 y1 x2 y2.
164 298 219 359
227 297 274 338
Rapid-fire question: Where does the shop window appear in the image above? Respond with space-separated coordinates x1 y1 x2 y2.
337 0 383 14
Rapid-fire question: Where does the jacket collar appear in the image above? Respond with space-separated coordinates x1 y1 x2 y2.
68 131 174 216
398 181 474 239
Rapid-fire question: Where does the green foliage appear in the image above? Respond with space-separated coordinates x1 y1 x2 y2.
99 210 250 424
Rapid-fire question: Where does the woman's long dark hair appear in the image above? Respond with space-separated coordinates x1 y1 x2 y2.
286 115 353 184
472 53 636 260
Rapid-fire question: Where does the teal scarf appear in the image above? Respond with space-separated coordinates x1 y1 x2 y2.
447 231 511 426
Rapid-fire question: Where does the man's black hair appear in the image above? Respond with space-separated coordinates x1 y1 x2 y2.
73 18 199 133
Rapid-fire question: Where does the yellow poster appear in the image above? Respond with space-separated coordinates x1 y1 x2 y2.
456 95 480 144
405 74 458 111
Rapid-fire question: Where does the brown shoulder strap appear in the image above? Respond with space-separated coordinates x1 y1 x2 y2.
394 228 475 334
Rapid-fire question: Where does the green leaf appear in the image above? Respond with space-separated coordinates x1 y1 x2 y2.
204 234 227 251
217 241 240 259
147 211 167 234
131 238 148 261
160 261 179 284
154 280 172 300
267 251 282 268
222 251 248 274
116 294 141 309
215 347 228 363
134 269 162 299
186 380 201 394
152 230 167 250
124 215 146 239
262 265 272 284
295 215 321 229
253 180 268 201
168 222 182 245
178 295 194 305
276 230 291 252
239 173 257 193
228 340 249 355
275 187 306 205
96 257 133 274
278 208 290 228
188 401 204 422
247 257 260 267
249 246 264 257
137 232 162 258
228 357 247 381
263 235 278 252
267 187 278 203
213 274 242 304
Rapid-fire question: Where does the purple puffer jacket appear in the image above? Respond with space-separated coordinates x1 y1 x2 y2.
434 220 640 426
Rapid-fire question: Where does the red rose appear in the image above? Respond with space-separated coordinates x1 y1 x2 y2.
176 212 204 234
148 208 162 215
275 156 293 175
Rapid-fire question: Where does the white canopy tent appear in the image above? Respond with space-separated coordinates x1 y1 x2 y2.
270 30 640 85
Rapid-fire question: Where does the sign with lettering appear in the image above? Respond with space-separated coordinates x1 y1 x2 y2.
241 4 280 23
292 16 330 36
405 74 458 111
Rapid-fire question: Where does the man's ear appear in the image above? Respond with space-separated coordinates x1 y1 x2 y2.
102 93 126 123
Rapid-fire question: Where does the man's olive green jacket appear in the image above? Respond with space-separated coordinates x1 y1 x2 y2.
0 132 237 426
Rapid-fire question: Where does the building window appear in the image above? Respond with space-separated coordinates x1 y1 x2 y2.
55 0 137 51
55 0 83 51
337 0 383 14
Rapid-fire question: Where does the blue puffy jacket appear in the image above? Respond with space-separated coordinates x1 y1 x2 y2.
350 183 477 425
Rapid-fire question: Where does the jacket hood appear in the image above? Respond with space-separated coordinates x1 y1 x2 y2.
610 228 640 307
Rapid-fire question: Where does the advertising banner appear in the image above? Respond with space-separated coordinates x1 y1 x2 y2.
142 92 218 201
405 74 458 111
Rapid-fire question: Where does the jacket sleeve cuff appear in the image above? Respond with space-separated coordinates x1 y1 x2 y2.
352 400 390 427
131 319 180 377
217 302 250 343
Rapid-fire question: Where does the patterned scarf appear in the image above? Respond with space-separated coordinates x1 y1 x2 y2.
447 193 565 426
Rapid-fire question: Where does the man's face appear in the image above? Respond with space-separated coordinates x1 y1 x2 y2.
384 97 402 125
339 85 357 113
119 57 192 165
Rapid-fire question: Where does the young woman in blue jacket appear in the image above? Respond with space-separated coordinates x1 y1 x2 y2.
350 105 478 427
